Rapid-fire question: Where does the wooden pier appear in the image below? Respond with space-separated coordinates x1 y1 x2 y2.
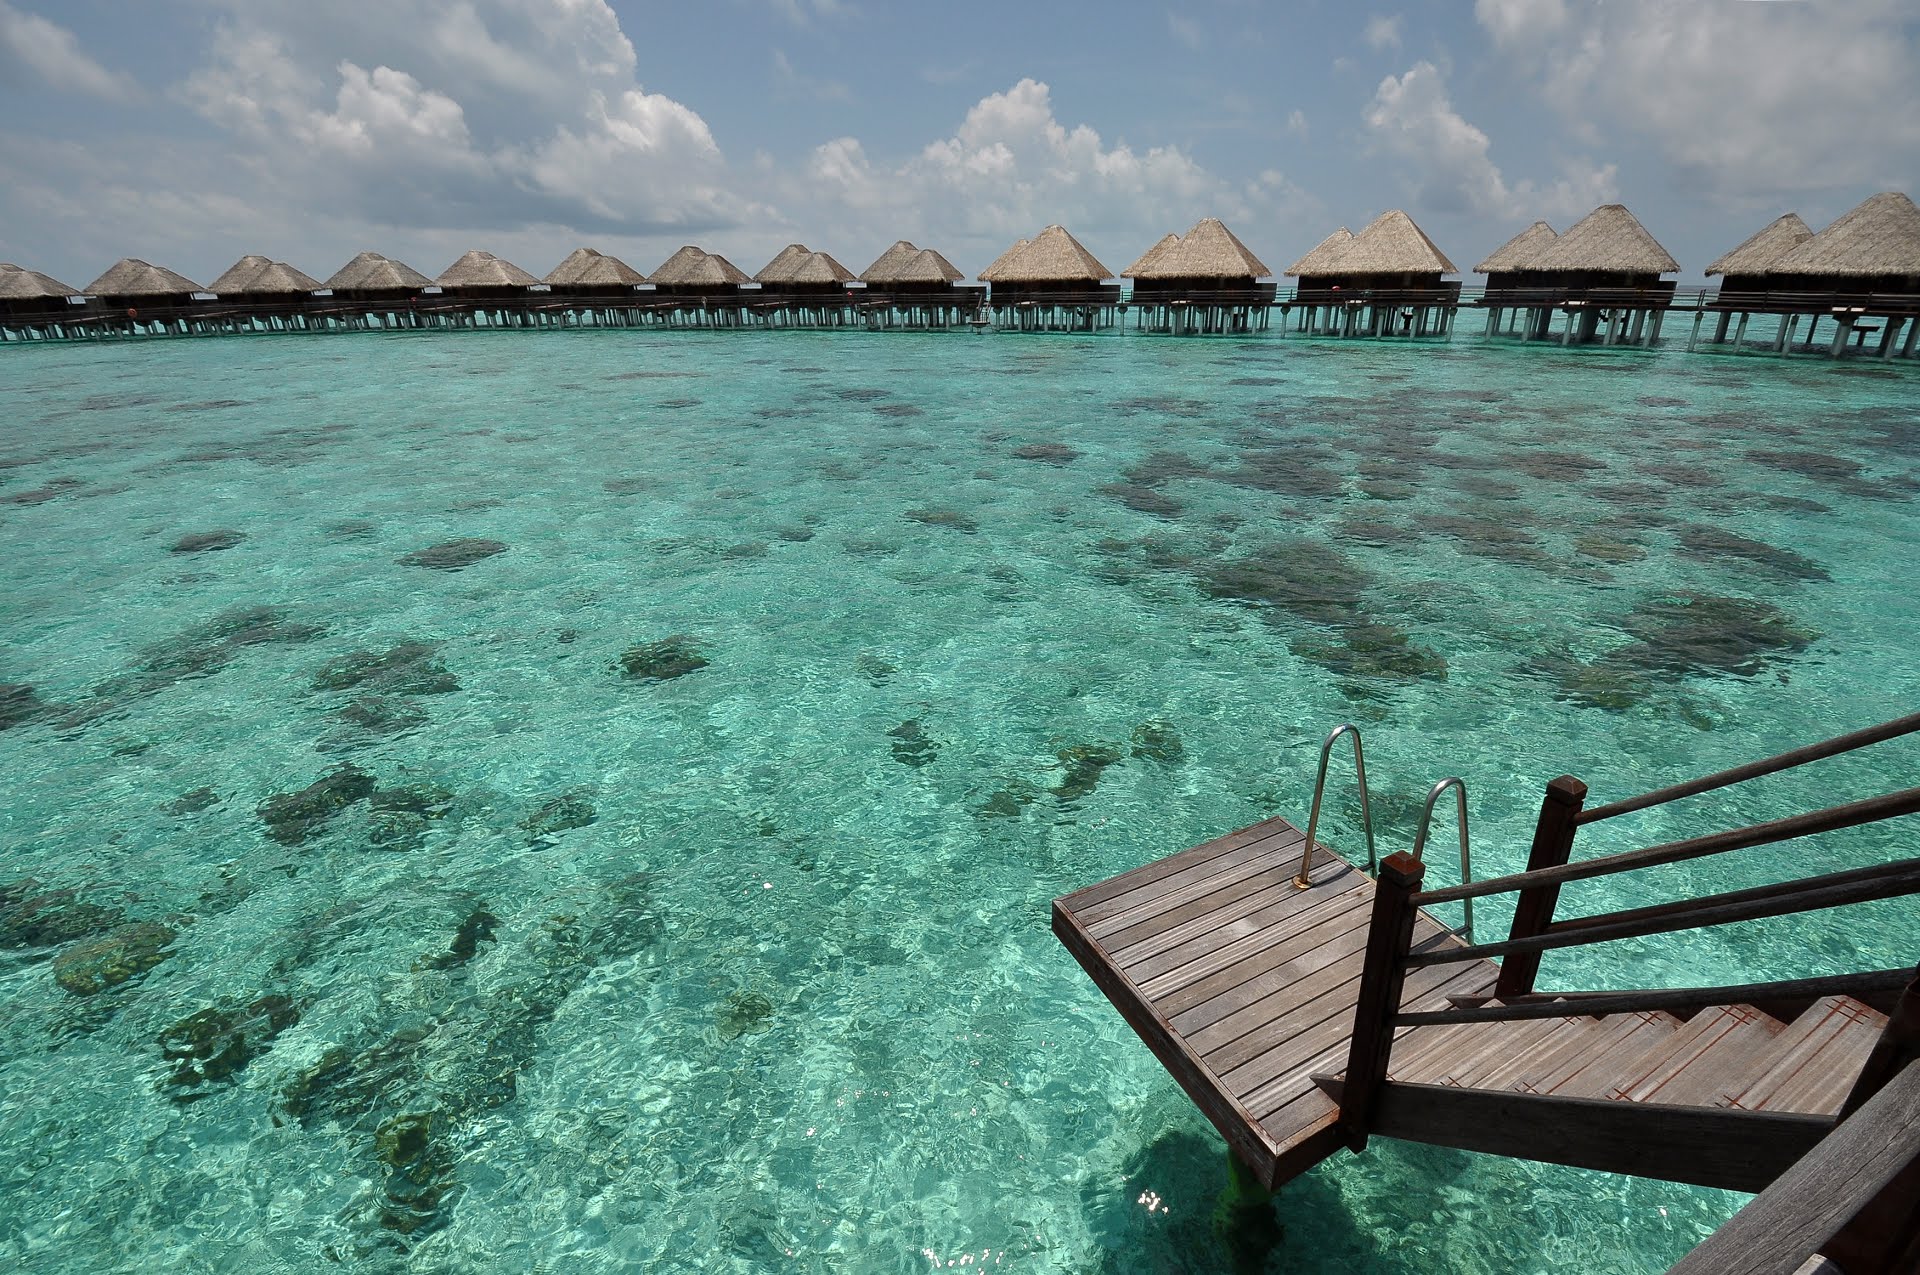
1055 714 1920 1243
1052 814 1495 1188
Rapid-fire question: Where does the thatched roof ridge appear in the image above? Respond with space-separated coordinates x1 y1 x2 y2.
1169 217 1271 278
436 250 539 289
1475 221 1557 273
545 247 645 286
976 238 1029 281
324 252 431 291
210 255 274 293
1529 205 1678 274
785 252 856 285
979 225 1111 283
1286 228 1354 277
858 240 921 283
226 261 321 295
1769 192 1920 278
890 248 965 284
0 264 80 299
1338 210 1456 275
1704 214 1811 277
754 244 813 283
1704 214 1812 277
85 258 202 296
1124 233 1181 278
650 246 749 286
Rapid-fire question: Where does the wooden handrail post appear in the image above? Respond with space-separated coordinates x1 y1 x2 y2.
1338 851 1425 1152
1494 776 1586 997
1840 963 1920 1119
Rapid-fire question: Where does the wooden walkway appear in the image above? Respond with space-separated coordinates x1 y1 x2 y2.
1052 815 1497 1189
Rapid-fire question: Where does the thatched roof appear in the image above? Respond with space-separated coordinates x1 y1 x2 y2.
754 244 813 283
1128 219 1271 280
858 240 922 283
978 225 1111 283
1124 233 1181 278
436 250 539 289
324 252 431 291
649 246 749 286
1285 228 1354 277
889 248 965 285
85 258 202 296
1769 192 1920 278
1705 214 1812 277
1475 221 1557 274
209 255 275 293
785 252 856 285
232 261 321 295
0 264 80 299
1528 205 1678 274
545 247 646 286
1337 211 1456 275
977 238 1029 281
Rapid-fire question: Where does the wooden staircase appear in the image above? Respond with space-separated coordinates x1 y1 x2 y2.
1312 992 1894 1193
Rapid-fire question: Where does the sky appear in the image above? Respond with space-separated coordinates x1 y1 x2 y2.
1 0 1916 290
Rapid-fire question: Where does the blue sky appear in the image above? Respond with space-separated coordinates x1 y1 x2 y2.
1 1 1915 288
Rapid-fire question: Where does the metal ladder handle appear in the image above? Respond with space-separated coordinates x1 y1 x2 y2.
1409 777 1474 939
1294 724 1378 888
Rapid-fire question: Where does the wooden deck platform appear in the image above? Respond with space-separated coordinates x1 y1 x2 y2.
1052 815 1498 1189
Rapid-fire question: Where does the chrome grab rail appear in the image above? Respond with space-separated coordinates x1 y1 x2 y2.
1410 777 1473 938
1293 724 1377 888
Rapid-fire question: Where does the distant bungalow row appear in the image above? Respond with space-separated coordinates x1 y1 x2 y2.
3 192 1917 359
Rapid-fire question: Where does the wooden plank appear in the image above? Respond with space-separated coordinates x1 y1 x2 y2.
1667 1060 1920 1275
1121 863 1367 982
1103 846 1346 962
1411 967 1915 1025
1728 997 1886 1115
1417 1016 1592 1089
1051 899 1281 1183
1152 901 1375 1022
1239 961 1499 1120
1357 1081 1833 1193
1636 1007 1785 1106
1061 818 1300 921
1519 1012 1679 1094
1082 833 1312 942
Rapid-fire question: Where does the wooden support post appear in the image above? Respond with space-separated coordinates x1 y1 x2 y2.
1336 851 1424 1152
1905 316 1920 359
1777 314 1796 353
1831 316 1851 358
1494 776 1588 998
1880 316 1904 360
1649 309 1665 345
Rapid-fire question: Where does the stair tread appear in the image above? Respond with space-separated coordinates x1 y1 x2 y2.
1500 1010 1679 1095
1718 995 1888 1115
1629 1004 1785 1105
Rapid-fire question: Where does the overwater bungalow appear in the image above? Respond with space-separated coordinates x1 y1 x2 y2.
1760 192 1920 358
1124 218 1275 334
749 246 856 326
544 248 646 297
1289 211 1459 337
1515 204 1678 346
205 256 322 331
83 259 204 335
980 225 1118 330
647 246 750 324
1696 214 1814 350
0 264 83 339
856 241 975 328
1475 221 1558 337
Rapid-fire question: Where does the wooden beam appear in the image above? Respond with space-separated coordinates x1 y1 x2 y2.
1495 775 1586 997
1345 1081 1832 1194
1667 1060 1920 1275
1409 967 1914 1026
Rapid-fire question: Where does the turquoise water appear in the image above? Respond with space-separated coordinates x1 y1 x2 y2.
1 329 1916 1274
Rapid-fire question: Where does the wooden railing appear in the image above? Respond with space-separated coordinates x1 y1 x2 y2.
1707 288 1920 316
1336 711 1920 1163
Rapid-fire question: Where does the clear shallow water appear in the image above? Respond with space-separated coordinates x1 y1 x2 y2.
1 329 1916 1274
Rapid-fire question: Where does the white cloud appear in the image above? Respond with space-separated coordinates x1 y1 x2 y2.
1363 61 1616 219
1474 0 1920 198
1363 15 1402 51
0 0 140 101
176 0 751 234
1286 109 1309 138
1168 12 1204 50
